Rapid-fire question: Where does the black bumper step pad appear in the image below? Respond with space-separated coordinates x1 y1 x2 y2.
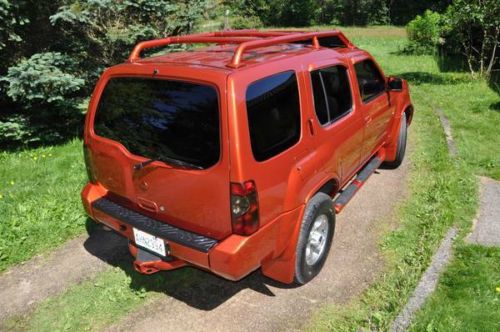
92 198 218 253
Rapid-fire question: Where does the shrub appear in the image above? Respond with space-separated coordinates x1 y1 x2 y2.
231 15 263 29
441 0 499 78
405 10 442 54
0 114 34 145
0 52 85 147
2 52 84 110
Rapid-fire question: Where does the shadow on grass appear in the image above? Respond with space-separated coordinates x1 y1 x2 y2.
0 109 85 153
83 218 295 311
397 71 473 86
488 70 500 97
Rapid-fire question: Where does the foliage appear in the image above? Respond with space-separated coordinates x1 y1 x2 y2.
231 16 264 29
228 0 451 27
0 114 34 144
3 52 84 108
441 0 499 78
50 0 206 77
0 0 208 147
0 1 25 51
405 10 443 54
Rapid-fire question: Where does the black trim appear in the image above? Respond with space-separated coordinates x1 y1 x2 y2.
356 156 383 182
334 156 382 207
92 198 218 253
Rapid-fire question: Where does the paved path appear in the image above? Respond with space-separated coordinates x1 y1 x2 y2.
106 156 410 332
467 177 500 246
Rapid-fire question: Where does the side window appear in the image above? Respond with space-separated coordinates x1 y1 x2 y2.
246 71 301 162
354 60 385 103
310 66 353 126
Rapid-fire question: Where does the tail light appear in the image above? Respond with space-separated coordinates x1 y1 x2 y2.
83 144 97 183
230 180 259 235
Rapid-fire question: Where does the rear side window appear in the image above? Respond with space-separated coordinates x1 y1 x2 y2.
354 60 385 102
94 77 220 169
246 71 301 161
311 66 352 125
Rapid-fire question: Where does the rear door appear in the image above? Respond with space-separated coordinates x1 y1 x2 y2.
86 66 231 240
307 62 363 183
353 59 393 161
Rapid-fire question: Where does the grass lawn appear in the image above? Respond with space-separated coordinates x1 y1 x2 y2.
0 139 87 272
1 25 499 331
410 245 500 331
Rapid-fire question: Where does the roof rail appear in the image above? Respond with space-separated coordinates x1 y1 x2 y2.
128 30 289 62
128 30 354 67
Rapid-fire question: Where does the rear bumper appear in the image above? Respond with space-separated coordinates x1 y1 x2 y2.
81 183 304 281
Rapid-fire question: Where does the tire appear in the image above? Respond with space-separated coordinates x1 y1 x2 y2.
294 193 335 285
383 112 407 169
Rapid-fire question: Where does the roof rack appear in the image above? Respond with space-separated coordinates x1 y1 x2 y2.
128 30 354 68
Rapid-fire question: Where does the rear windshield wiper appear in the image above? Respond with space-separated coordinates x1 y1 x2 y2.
133 156 203 171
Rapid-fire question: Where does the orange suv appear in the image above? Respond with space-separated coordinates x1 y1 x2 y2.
81 30 413 285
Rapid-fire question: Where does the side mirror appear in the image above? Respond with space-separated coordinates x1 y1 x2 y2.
387 77 403 91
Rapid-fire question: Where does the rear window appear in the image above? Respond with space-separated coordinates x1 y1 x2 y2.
246 71 301 161
93 77 220 169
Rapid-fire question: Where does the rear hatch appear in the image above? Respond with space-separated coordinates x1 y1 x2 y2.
85 66 231 239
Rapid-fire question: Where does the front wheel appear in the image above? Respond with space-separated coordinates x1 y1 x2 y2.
294 193 335 285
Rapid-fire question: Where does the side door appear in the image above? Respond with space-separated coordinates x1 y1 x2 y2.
353 59 393 162
307 63 364 184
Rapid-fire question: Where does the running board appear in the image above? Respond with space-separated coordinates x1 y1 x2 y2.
333 156 383 213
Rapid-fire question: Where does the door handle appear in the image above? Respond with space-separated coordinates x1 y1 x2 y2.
364 116 373 124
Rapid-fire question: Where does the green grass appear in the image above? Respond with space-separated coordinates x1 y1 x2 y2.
0 139 87 272
410 245 500 332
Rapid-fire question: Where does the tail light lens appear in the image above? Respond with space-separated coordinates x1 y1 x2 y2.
83 144 97 183
231 180 259 235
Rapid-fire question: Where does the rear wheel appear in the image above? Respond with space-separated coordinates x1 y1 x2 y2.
383 112 407 169
294 193 335 285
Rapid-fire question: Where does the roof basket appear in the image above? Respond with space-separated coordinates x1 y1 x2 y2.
128 30 354 68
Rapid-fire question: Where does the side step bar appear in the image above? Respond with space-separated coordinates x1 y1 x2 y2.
333 156 383 213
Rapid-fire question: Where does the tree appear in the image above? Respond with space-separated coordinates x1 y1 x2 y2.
442 0 499 77
0 0 209 147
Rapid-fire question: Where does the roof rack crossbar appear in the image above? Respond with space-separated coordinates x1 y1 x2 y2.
228 30 353 68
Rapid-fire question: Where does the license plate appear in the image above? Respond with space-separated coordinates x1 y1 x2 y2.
133 228 166 257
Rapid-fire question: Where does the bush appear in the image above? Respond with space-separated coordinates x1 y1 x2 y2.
0 114 34 145
0 52 85 147
405 10 442 54
441 0 499 78
2 52 84 110
231 15 263 29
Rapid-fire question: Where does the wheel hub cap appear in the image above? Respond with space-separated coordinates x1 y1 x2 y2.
305 214 329 266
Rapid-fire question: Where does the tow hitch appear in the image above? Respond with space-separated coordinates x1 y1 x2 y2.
129 243 187 274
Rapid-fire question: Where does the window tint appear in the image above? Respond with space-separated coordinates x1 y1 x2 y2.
311 66 352 125
246 71 301 161
94 78 220 169
354 60 385 102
